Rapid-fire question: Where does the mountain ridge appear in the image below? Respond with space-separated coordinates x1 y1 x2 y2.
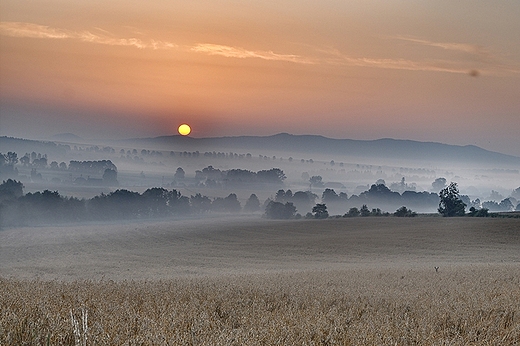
122 133 520 166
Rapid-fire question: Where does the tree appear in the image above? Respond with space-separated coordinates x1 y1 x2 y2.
345 207 360 217
256 168 286 184
275 189 287 202
432 177 447 192
312 203 329 219
212 193 241 213
264 201 296 219
142 187 170 216
174 167 185 180
468 207 489 217
20 154 30 167
244 194 260 213
309 176 324 188
360 204 371 217
190 193 211 214
103 168 119 186
322 188 340 204
394 206 417 217
498 198 514 211
0 179 24 201
5 152 18 166
438 182 466 217
291 190 315 214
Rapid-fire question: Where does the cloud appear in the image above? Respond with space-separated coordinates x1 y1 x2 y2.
0 21 177 50
190 43 315 64
393 36 487 55
2 21 517 75
318 47 471 74
389 36 520 75
0 22 70 39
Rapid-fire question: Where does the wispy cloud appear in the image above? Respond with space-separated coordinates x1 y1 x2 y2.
2 21 517 75
318 47 472 74
0 22 177 50
389 36 520 75
393 36 487 55
190 43 315 64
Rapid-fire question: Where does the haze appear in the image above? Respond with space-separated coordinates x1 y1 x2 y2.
1 1 520 156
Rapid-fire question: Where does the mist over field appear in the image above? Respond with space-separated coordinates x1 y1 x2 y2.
1 133 519 225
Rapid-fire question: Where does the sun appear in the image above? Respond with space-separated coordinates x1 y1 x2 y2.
178 123 191 136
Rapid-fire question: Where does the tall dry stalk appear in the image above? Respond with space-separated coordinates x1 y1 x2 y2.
1 265 519 345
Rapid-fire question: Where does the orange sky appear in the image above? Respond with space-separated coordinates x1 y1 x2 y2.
1 0 519 155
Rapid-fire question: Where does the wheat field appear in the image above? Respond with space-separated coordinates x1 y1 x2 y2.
1 217 520 345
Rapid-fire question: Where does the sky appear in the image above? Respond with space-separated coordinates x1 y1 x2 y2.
1 0 519 156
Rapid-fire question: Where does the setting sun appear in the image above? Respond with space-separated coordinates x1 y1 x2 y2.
178 124 191 136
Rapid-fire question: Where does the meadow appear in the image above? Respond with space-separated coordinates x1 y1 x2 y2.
1 217 519 345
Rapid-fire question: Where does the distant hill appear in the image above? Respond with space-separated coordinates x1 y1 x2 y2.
50 133 84 142
123 133 520 166
0 136 70 157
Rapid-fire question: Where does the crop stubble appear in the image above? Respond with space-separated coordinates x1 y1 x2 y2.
1 217 519 344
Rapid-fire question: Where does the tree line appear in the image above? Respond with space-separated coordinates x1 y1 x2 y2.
0 179 262 227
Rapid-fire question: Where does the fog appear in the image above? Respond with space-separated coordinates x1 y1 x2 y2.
1 134 519 227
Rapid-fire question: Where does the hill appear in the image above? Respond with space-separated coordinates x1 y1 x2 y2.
123 133 520 166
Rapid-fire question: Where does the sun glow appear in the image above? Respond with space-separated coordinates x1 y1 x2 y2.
178 124 191 136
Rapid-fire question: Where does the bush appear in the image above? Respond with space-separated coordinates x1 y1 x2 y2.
394 206 417 217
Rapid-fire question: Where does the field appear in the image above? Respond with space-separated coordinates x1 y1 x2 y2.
1 217 520 345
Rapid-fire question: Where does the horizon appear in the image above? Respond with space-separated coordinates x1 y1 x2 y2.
15 131 520 158
4 130 520 160
1 1 520 156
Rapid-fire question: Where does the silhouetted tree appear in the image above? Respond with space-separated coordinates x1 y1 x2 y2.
264 201 296 219
190 193 211 214
102 168 118 186
142 187 170 216
371 208 383 216
291 190 316 214
499 198 514 211
312 203 329 219
256 168 286 184
394 206 417 217
438 182 466 216
275 189 287 203
212 193 241 213
345 207 360 217
244 194 260 213
309 175 324 188
482 201 500 211
5 152 18 166
0 179 24 201
467 207 489 217
20 154 30 167
322 188 340 204
360 204 371 217
174 167 185 180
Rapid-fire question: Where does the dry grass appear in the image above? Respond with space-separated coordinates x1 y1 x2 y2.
2 266 519 345
2 217 520 344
